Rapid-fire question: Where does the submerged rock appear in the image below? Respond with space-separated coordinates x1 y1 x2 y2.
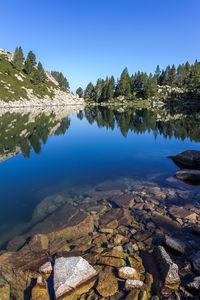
109 194 134 208
53 256 97 299
28 203 94 242
169 150 200 169
175 169 200 184
192 224 200 235
96 266 118 297
191 251 200 275
153 246 180 286
164 235 186 255
186 276 200 292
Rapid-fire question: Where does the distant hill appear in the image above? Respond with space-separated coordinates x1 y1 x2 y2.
0 48 84 107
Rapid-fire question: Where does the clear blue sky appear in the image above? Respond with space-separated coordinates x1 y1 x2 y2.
0 0 200 91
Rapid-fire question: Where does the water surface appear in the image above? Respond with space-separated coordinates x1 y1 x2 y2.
0 105 199 247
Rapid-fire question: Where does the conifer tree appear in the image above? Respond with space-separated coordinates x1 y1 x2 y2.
76 87 84 97
24 51 37 75
13 46 24 71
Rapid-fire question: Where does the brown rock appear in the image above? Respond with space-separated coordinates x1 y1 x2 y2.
101 248 128 259
28 203 94 242
99 208 134 229
110 194 134 208
169 206 198 221
96 266 118 297
169 150 200 169
114 234 128 245
31 276 50 300
0 279 10 300
49 238 70 255
6 235 26 251
97 256 125 267
125 289 140 300
128 255 145 274
29 234 49 252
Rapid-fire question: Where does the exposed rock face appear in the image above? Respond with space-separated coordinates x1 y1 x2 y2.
191 251 200 275
153 246 180 286
54 256 97 299
96 266 118 297
164 235 186 255
175 169 200 184
169 150 200 169
28 203 94 242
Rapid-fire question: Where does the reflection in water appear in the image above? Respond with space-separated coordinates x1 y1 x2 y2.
84 106 200 141
1 106 200 163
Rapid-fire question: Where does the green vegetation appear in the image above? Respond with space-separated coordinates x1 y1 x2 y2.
51 71 69 91
82 61 200 104
0 47 70 102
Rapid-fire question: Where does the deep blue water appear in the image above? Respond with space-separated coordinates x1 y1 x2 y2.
0 107 199 247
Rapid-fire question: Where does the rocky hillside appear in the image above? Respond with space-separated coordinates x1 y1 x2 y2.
0 48 84 107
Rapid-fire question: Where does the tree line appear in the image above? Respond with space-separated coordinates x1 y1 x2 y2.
76 61 200 101
12 47 69 90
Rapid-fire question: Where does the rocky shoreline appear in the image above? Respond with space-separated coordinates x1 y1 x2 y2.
0 174 200 299
0 88 85 108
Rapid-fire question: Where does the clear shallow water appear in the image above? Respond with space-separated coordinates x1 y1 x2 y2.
0 106 199 247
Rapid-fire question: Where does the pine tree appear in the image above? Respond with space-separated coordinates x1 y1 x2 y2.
51 71 69 91
76 87 84 97
107 76 115 99
116 68 131 97
32 62 46 84
13 46 24 71
84 82 94 98
24 51 37 75
155 65 161 84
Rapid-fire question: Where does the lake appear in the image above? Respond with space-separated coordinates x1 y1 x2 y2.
0 105 199 249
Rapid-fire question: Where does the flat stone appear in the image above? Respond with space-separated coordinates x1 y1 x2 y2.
101 248 128 259
169 150 200 169
28 203 94 242
99 208 134 229
96 266 118 297
49 238 70 255
128 255 145 274
175 169 200 184
153 246 180 286
125 279 144 290
169 206 197 221
118 267 139 280
164 235 186 255
109 194 134 208
54 256 97 299
97 256 125 267
191 251 200 274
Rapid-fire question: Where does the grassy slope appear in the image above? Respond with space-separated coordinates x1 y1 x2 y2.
0 54 56 102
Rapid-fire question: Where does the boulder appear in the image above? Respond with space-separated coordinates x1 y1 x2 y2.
39 262 52 276
53 256 97 299
153 246 180 286
118 267 139 280
191 251 200 274
96 266 118 297
175 169 200 184
164 235 186 255
28 203 94 242
169 150 200 169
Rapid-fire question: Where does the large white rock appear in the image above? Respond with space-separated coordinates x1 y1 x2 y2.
54 256 97 299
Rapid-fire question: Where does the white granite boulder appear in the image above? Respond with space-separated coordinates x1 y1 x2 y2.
54 256 97 299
